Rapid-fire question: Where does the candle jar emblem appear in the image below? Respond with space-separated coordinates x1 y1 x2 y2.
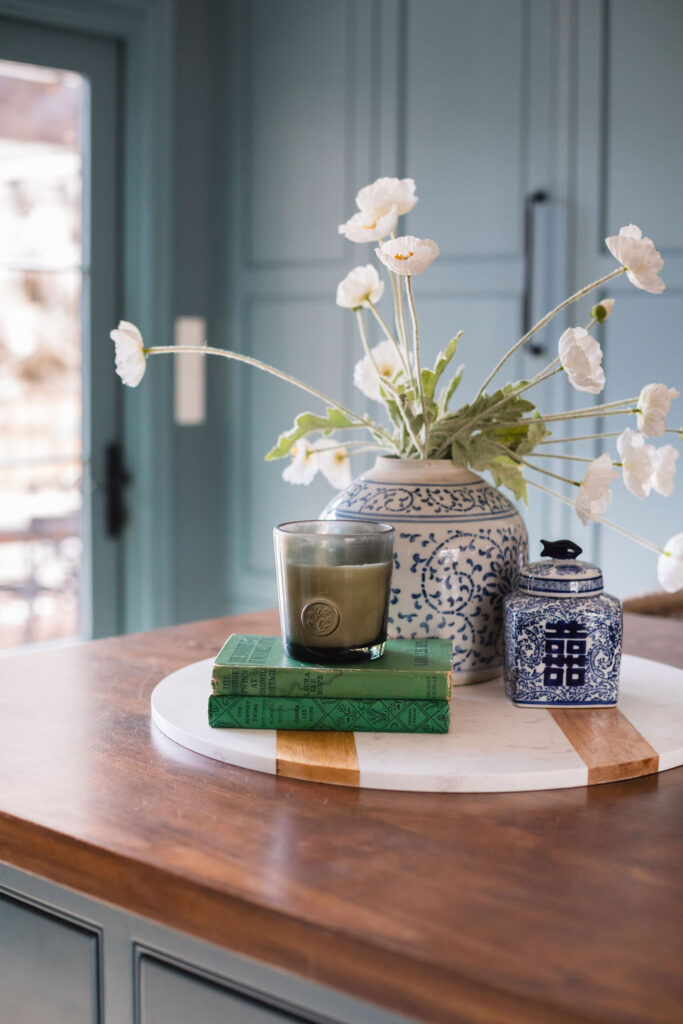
274 520 394 664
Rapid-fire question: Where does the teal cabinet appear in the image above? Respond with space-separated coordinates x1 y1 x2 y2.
0 864 405 1024
217 0 556 612
569 0 683 596
215 0 683 610
138 953 310 1023
0 893 100 1024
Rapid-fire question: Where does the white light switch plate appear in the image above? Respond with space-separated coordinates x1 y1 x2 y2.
174 316 206 425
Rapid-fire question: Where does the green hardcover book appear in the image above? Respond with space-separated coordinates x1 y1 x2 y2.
208 695 450 733
211 634 453 700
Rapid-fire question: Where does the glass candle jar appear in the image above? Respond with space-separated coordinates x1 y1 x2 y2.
273 520 394 664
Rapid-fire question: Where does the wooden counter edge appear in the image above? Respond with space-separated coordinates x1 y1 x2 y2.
0 812 593 1024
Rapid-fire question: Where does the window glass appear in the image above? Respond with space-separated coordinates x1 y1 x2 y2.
0 60 87 648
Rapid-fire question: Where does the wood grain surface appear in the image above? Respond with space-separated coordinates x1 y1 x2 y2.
0 611 682 1024
550 706 660 783
277 730 360 786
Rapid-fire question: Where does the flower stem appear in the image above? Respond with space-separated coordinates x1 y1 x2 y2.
497 444 579 487
537 431 624 445
566 396 639 415
313 441 382 454
405 275 429 458
367 299 411 378
506 407 638 427
145 345 397 449
367 300 398 345
524 451 600 463
431 361 564 460
355 311 422 456
389 271 410 360
475 265 626 399
480 361 563 417
526 478 666 555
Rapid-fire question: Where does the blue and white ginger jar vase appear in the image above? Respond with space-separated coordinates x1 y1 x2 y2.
503 541 622 707
320 457 528 683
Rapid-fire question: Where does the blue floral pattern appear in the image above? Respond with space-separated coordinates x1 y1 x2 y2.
519 557 604 596
503 592 622 706
324 478 517 520
321 473 527 678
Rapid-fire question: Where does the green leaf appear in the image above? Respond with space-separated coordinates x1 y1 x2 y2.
265 407 353 460
488 456 528 504
432 332 463 384
405 410 424 436
421 368 437 400
491 413 549 456
450 437 470 467
437 362 465 413
383 397 404 434
466 436 502 471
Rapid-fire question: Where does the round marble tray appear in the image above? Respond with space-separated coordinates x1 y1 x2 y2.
151 654 683 792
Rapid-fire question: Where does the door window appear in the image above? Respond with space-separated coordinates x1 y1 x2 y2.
0 59 87 648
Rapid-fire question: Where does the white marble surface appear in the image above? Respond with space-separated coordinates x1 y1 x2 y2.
617 655 683 772
150 654 683 792
151 658 277 775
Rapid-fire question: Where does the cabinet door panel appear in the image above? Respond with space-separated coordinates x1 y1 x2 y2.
604 0 683 249
404 0 524 257
138 954 310 1023
0 894 99 1024
574 0 683 596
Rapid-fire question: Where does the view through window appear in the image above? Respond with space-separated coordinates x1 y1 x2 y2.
0 59 88 649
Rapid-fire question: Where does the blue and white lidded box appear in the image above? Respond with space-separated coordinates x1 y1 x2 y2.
503 539 622 708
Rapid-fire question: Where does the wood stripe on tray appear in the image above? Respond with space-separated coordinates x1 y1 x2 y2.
276 731 360 786
550 707 659 784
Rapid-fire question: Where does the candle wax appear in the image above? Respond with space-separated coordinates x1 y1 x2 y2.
282 561 392 650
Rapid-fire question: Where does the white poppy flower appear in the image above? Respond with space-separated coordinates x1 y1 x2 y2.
338 205 398 244
658 533 683 593
617 428 656 498
558 327 605 394
353 339 404 401
636 383 680 437
605 224 665 294
282 439 319 486
110 320 146 387
575 453 619 525
651 445 679 496
336 265 384 309
375 235 440 276
590 297 615 323
355 176 418 218
314 441 352 490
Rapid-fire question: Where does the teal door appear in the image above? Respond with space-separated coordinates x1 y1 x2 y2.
218 0 557 612
567 0 683 597
0 18 121 645
215 0 682 610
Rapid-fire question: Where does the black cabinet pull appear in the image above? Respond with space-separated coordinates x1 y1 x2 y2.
105 442 131 538
522 190 548 355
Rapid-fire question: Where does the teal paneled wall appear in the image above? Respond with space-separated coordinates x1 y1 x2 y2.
210 0 560 614
570 0 683 596
170 0 229 623
168 0 682 621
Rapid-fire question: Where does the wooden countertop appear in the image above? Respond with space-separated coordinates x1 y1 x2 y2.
1 611 682 1024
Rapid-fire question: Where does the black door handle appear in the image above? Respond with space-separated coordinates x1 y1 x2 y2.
105 442 131 538
522 190 548 355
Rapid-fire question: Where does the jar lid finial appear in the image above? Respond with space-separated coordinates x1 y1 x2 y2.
540 539 583 560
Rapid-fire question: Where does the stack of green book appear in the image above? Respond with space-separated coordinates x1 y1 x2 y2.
208 634 452 734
